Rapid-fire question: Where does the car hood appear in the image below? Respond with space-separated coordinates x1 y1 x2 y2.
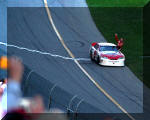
100 51 124 60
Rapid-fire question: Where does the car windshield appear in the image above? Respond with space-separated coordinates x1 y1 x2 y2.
99 46 118 52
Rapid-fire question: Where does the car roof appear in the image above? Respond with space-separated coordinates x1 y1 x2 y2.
97 42 116 46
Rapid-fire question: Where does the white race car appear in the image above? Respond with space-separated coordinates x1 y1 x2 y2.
89 42 125 66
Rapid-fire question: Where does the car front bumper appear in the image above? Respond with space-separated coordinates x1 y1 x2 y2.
100 58 125 66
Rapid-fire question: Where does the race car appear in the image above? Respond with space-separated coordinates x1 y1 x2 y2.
89 42 125 66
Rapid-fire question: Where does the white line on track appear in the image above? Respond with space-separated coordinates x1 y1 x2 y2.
43 0 136 120
0 42 90 61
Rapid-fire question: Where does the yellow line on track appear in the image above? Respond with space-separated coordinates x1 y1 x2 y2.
43 0 135 120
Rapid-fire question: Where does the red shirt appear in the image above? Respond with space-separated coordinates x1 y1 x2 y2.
118 40 123 47
115 34 124 47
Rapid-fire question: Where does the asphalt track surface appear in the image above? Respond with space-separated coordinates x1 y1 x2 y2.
1 0 148 119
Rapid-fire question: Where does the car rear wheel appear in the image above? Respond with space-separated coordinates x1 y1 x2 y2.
96 56 100 64
90 51 94 61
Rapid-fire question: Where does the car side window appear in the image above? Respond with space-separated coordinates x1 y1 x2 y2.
94 44 99 50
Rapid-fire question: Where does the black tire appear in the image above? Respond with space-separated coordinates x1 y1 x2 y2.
96 56 100 64
90 51 94 61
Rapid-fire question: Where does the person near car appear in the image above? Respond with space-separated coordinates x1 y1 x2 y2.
115 33 124 50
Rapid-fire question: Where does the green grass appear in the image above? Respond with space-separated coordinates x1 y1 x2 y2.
86 0 149 7
87 7 143 81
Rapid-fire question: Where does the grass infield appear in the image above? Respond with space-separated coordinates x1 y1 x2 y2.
86 0 149 7
86 1 148 81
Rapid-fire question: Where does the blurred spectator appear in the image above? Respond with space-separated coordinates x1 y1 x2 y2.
0 56 7 119
0 56 23 119
0 56 47 120
0 56 68 120
4 56 23 110
0 56 8 70
0 78 7 96
0 56 7 89
19 96 44 113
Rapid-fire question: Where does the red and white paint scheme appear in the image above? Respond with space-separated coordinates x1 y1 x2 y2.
89 42 125 66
